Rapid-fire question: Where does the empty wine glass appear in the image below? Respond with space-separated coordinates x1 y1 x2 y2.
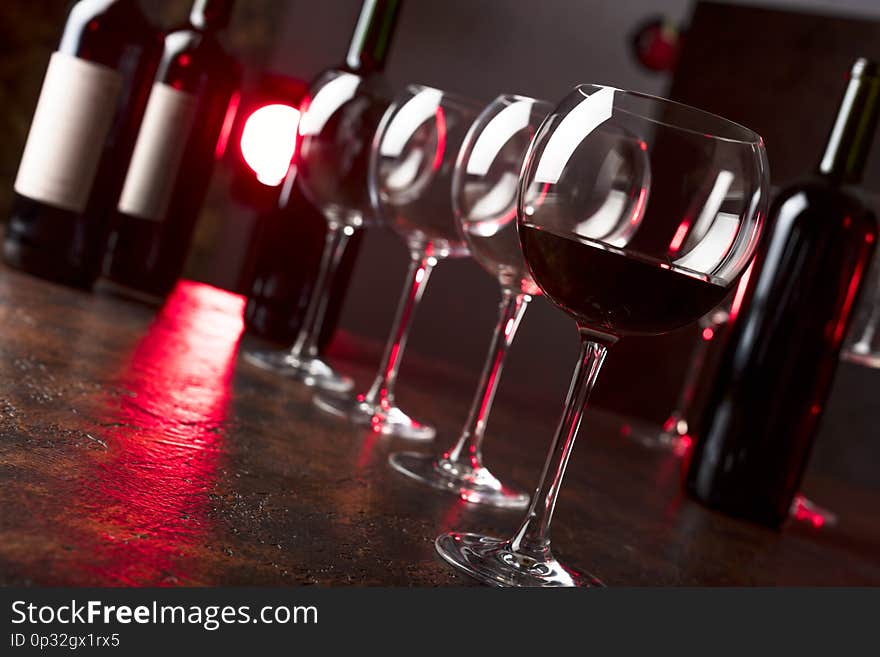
243 69 388 393
843 247 880 368
628 305 730 455
313 85 480 440
628 294 839 526
436 84 769 586
389 94 551 508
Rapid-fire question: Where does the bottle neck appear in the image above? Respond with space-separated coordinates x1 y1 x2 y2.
344 0 402 74
818 58 880 184
61 0 145 54
190 0 234 32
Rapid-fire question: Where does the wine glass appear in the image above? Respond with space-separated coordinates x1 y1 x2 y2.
628 305 730 455
436 84 769 586
243 69 388 393
389 94 551 508
843 247 880 368
313 85 481 440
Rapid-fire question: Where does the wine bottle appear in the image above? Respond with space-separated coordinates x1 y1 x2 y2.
243 0 403 347
4 0 161 289
102 0 241 301
685 58 880 528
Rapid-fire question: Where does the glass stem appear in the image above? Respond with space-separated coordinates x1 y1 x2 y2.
446 288 531 466
509 333 610 558
289 223 354 361
665 309 729 433
365 250 437 407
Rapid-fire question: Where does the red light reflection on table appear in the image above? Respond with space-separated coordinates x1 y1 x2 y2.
438 496 471 533
356 431 381 471
82 281 244 584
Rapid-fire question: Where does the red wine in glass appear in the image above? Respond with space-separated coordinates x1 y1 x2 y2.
519 224 730 336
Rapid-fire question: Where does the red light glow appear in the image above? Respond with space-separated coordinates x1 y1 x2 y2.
668 218 691 254
832 244 871 344
728 260 755 322
791 494 829 529
240 103 301 187
631 185 648 225
431 106 447 173
215 91 241 160
673 434 692 457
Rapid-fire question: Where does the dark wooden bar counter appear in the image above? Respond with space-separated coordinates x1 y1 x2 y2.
0 266 878 586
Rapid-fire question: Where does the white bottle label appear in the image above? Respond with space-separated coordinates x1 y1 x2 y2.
117 83 198 221
14 52 124 213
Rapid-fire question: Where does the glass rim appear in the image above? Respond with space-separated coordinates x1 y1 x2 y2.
574 83 764 146
491 93 554 107
452 91 552 225
402 83 485 112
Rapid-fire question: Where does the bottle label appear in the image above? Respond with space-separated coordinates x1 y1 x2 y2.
117 83 198 221
13 52 124 213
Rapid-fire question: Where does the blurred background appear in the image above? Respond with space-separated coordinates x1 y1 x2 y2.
1 0 878 483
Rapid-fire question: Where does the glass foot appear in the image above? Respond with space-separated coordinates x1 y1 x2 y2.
791 494 838 528
841 347 880 369
313 391 436 441
242 349 354 393
389 451 530 509
628 430 691 456
620 414 693 456
435 532 603 587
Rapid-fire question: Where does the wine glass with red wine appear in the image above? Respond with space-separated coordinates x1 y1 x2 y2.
436 84 769 586
388 94 551 507
313 84 481 441
242 69 389 393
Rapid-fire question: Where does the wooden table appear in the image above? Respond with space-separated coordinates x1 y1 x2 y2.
0 269 878 586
